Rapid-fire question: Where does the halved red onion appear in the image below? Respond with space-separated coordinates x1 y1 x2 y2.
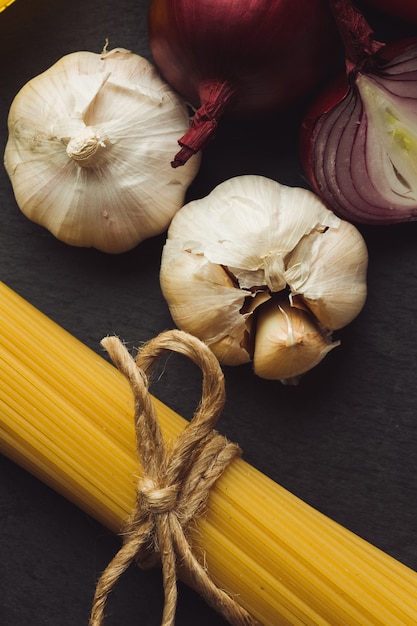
300 0 417 224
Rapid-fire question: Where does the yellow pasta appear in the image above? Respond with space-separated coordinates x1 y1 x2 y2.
0 281 416 625
0 0 16 13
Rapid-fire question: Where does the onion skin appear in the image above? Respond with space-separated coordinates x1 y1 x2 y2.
148 0 342 166
300 0 417 225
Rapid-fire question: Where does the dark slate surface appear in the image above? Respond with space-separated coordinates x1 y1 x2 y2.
0 1 416 624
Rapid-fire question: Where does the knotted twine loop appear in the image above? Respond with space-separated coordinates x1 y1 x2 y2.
89 328 259 626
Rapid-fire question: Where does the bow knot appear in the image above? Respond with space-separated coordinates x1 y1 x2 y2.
89 329 259 626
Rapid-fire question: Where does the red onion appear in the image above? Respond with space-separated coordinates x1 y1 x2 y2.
300 0 417 225
364 0 417 25
147 0 341 167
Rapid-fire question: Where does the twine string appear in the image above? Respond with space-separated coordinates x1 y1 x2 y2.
89 328 259 626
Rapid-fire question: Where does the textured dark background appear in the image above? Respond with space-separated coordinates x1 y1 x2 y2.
1 1 417 624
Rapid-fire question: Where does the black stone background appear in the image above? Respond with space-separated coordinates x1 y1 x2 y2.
1 1 417 624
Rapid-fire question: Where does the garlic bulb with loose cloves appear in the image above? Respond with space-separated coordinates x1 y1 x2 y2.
4 47 201 253
160 175 368 383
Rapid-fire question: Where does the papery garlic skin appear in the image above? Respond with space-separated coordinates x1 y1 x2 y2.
4 48 201 253
160 175 368 381
160 248 253 364
285 220 368 330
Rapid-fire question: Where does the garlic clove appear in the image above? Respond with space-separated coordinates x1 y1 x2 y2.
253 298 340 382
4 48 200 253
160 243 253 364
285 220 368 330
207 332 253 366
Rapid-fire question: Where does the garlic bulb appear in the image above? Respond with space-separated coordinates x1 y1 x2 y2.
160 175 368 382
4 47 201 253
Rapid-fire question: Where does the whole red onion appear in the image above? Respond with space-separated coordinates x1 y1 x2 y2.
300 0 417 225
147 0 341 167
